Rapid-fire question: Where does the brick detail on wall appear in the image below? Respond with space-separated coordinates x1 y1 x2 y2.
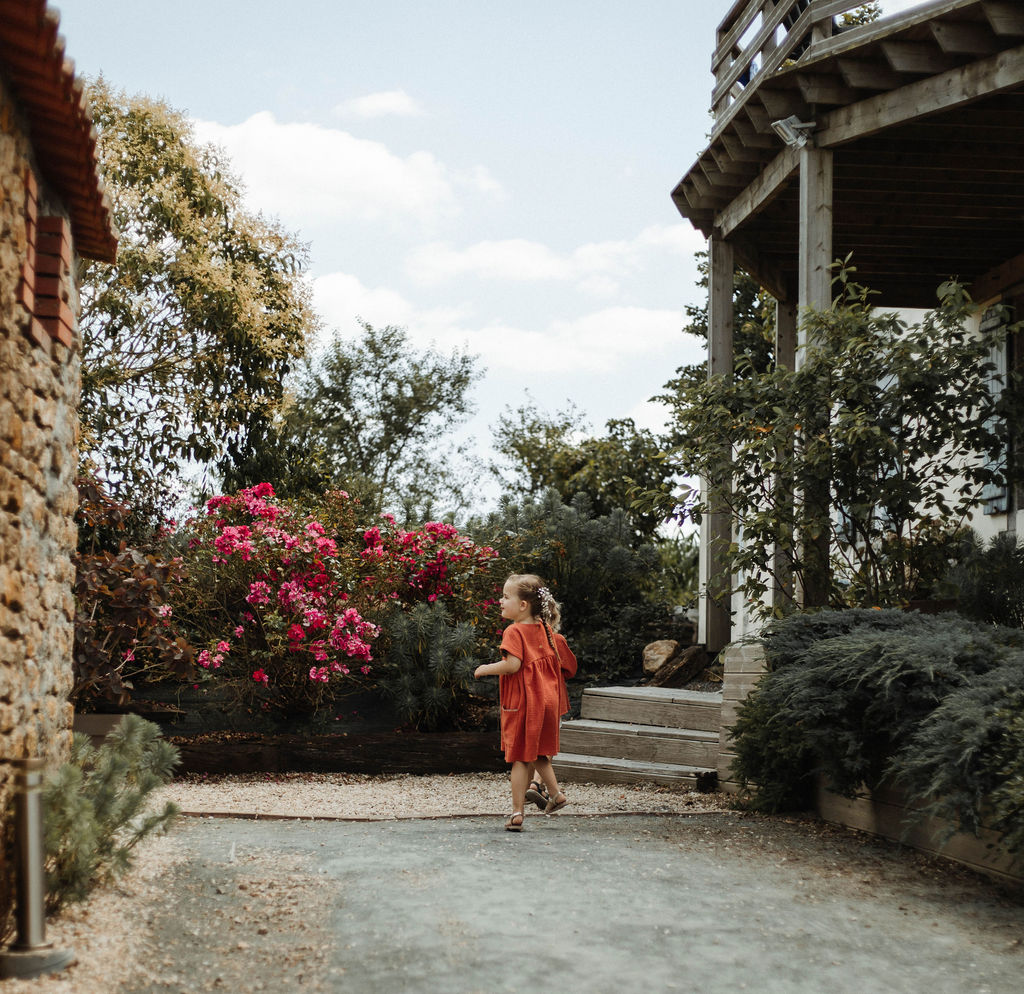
34 216 73 347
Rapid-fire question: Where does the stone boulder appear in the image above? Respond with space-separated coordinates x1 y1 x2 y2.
648 644 710 688
642 640 680 676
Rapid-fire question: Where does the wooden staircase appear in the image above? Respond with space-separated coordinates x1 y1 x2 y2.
556 686 722 788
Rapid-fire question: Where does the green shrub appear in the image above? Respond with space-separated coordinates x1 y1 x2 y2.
374 602 483 731
732 610 1024 811
989 705 1024 858
472 491 680 684
42 715 180 909
947 532 1024 628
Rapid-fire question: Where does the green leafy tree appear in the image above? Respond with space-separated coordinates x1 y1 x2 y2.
473 491 688 684
652 273 1024 614
491 402 673 540
79 79 315 497
232 322 482 519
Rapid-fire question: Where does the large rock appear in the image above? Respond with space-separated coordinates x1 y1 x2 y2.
649 644 710 688
642 640 680 676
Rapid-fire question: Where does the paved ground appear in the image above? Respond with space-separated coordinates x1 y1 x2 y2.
119 812 1023 994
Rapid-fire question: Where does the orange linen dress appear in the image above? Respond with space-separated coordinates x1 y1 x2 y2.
498 622 578 763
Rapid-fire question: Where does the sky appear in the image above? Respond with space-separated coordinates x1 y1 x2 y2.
55 0 928 507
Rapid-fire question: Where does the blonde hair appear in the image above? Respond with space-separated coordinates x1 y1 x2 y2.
506 573 563 658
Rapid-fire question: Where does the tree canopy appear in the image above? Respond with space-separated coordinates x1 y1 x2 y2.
79 79 315 497
235 322 482 520
490 401 673 539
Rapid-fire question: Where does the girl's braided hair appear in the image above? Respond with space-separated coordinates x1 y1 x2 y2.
506 573 563 658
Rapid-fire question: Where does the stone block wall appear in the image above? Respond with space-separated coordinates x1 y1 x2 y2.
1 74 81 929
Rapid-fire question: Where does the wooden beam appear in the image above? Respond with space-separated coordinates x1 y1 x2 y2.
757 85 809 120
881 40 957 75
983 1 1024 37
732 116 777 149
717 145 800 238
722 133 770 162
929 20 1000 56
798 145 834 315
818 43 1024 148
732 238 792 305
796 73 860 106
968 250 1024 303
700 233 736 653
836 57 906 91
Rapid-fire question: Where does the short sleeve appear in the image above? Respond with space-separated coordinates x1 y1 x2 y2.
500 625 526 661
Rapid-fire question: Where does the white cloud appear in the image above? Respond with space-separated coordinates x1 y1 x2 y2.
334 89 424 119
193 112 500 228
313 269 701 376
406 223 706 294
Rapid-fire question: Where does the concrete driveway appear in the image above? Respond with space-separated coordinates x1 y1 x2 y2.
119 812 1023 994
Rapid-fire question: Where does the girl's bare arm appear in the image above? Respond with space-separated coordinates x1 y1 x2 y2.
474 655 522 678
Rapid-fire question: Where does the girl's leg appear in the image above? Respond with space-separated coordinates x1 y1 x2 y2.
510 761 530 817
533 756 564 805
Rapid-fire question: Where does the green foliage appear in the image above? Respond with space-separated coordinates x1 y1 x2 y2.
473 491 682 684
491 402 673 540
732 609 1024 862
232 322 481 519
80 79 314 498
989 706 1024 859
42 716 180 909
374 602 483 731
655 272 1024 615
73 476 194 707
839 3 881 28
946 532 1024 628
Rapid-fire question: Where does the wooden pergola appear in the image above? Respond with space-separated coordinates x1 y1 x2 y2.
673 0 1024 649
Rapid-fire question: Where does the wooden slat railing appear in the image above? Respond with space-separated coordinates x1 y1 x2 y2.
712 1 867 125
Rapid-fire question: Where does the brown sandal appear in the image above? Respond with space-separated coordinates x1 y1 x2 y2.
525 780 549 810
544 793 568 815
505 811 525 832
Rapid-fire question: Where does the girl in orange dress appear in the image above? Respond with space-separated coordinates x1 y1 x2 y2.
474 573 578 831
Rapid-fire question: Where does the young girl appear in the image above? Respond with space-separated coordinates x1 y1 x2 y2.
474 574 578 831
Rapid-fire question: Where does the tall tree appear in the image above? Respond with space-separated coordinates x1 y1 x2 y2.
245 322 482 519
491 402 673 540
79 79 315 497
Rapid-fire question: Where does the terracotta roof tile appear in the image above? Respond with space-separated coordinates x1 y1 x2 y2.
0 0 117 262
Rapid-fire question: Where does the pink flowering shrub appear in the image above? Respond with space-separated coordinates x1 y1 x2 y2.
178 485 379 715
175 484 505 719
359 513 501 626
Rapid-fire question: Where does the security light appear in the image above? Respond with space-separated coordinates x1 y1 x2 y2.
771 115 816 148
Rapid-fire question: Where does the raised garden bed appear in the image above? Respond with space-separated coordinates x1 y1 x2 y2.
168 729 506 776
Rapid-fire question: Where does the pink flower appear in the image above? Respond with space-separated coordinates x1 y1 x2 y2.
246 581 271 606
198 649 212 669
234 625 245 637
360 665 371 675
251 669 269 685
216 641 230 654
157 604 173 618
287 624 305 643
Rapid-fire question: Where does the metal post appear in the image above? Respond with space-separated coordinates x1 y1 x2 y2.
0 758 75 979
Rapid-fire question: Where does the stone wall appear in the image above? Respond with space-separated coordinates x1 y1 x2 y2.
1 73 81 928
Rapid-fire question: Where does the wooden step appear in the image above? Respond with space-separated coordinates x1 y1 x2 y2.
556 753 718 789
559 719 719 769
581 686 722 730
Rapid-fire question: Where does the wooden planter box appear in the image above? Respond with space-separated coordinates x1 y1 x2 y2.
815 777 1023 885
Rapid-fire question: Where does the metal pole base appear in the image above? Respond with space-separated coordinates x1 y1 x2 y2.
0 945 76 980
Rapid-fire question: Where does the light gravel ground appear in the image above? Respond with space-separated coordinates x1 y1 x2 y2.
154 771 734 820
6 774 728 993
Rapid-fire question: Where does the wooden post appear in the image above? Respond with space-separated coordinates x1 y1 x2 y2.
796 145 833 608
771 299 798 612
699 233 734 652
